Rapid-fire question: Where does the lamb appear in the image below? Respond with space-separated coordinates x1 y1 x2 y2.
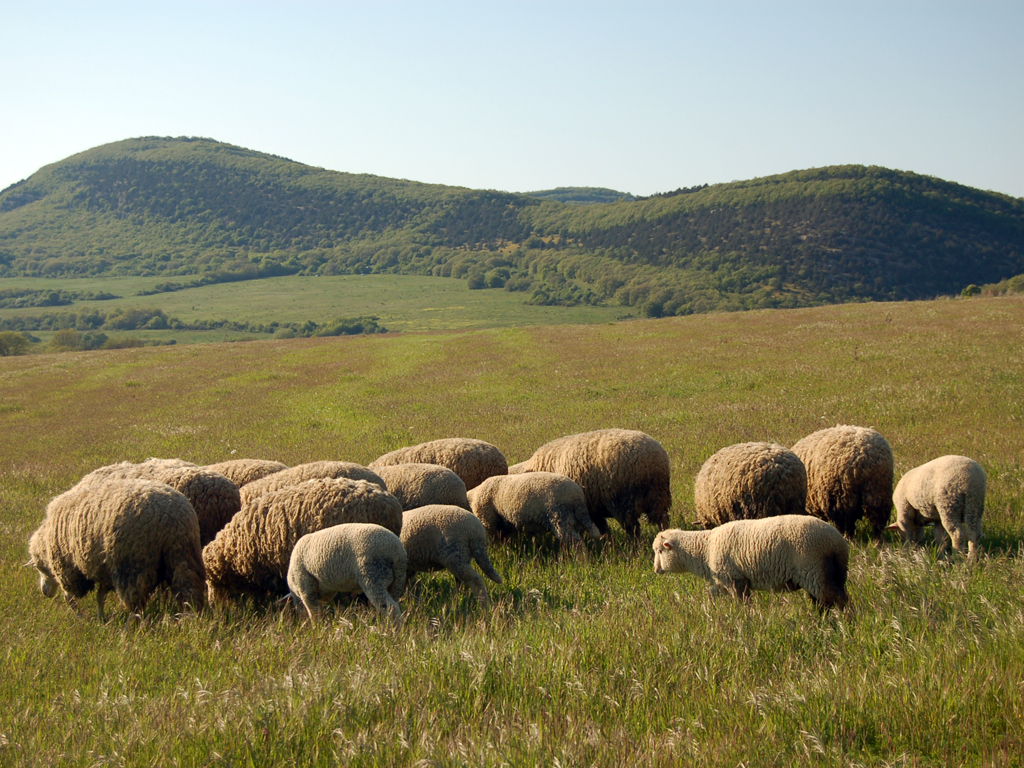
370 438 508 490
791 425 894 539
79 458 241 545
371 463 471 511
652 515 850 611
204 459 288 488
888 455 986 562
238 461 386 506
400 504 502 606
467 472 602 546
285 523 407 624
27 478 206 620
203 477 403 601
510 428 671 536
694 442 807 529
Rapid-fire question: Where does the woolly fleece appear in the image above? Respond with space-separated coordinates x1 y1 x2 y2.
370 438 508 490
204 459 288 488
653 515 849 610
468 472 601 546
400 504 502 606
372 463 471 511
203 477 404 600
28 478 206 620
694 442 807 528
238 461 385 506
513 429 671 536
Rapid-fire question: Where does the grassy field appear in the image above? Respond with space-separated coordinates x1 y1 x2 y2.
2 296 1023 766
0 274 626 345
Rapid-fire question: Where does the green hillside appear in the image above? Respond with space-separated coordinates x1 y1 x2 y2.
524 187 636 204
2 136 1023 315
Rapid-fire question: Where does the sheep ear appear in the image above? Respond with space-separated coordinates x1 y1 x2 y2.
662 541 674 550
884 523 899 531
23 559 34 568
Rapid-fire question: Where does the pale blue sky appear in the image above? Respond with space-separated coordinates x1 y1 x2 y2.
2 2 1022 197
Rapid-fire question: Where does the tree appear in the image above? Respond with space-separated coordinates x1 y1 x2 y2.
0 331 31 356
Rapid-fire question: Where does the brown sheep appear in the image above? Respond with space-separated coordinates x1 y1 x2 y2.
791 425 894 539
203 477 403 601
27 478 206 620
511 429 671 536
370 438 508 490
204 459 288 488
238 460 385 507
694 442 807 528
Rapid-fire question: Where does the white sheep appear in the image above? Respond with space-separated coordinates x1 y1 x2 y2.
238 460 386 507
889 455 986 562
652 515 850 611
370 438 508 490
467 472 601 547
204 459 288 488
27 478 206 620
400 504 502 606
371 463 471 511
285 523 407 624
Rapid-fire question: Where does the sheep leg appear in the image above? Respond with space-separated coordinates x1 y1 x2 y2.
95 587 109 622
932 525 950 554
448 563 491 607
290 570 322 623
359 568 403 625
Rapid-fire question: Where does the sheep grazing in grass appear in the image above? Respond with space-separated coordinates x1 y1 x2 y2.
370 438 508 490
81 458 240 545
203 477 403 602
653 515 850 611
27 478 206 620
511 429 671 536
694 442 807 529
204 459 288 488
372 463 471 511
791 425 894 539
467 472 601 547
400 504 502 606
889 455 986 562
238 460 386 506
285 523 407 624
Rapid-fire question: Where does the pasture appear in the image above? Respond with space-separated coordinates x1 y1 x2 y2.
2 296 1023 766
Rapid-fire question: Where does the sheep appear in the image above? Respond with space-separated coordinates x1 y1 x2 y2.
26 478 206 620
511 428 671 536
400 504 502 606
791 425 894 539
370 438 508 490
694 442 807 529
652 515 850 611
204 459 288 488
80 458 241 546
238 460 386 507
203 477 404 601
467 472 602 547
888 455 986 562
371 463 471 511
285 523 407 624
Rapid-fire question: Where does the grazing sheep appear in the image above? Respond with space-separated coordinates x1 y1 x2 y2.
81 458 240 545
400 504 502 606
467 472 602 547
512 429 671 536
203 477 403 601
791 425 894 539
238 461 386 506
370 438 508 490
372 463 471 511
694 442 807 529
653 515 850 611
27 478 206 620
286 523 407 624
889 455 986 562
204 459 288 488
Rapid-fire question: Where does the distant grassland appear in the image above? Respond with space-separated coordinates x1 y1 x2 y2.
2 296 1023 766
0 274 626 343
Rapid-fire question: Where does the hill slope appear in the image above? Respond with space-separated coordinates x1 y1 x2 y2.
2 137 1023 315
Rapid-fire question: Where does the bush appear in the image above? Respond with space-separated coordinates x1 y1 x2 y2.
0 331 31 356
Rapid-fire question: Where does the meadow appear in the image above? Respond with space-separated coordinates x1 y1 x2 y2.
1 295 1023 766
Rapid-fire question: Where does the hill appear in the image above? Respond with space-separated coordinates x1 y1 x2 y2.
524 187 636 204
2 136 1023 315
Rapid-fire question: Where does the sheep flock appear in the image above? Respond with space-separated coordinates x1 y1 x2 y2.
26 427 986 622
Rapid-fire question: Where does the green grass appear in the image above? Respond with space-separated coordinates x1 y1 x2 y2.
0 274 626 345
2 296 1023 766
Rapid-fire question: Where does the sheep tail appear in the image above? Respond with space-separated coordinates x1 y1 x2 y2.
470 538 502 585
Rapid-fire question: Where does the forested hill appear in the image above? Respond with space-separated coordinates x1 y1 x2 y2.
2 136 1023 315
